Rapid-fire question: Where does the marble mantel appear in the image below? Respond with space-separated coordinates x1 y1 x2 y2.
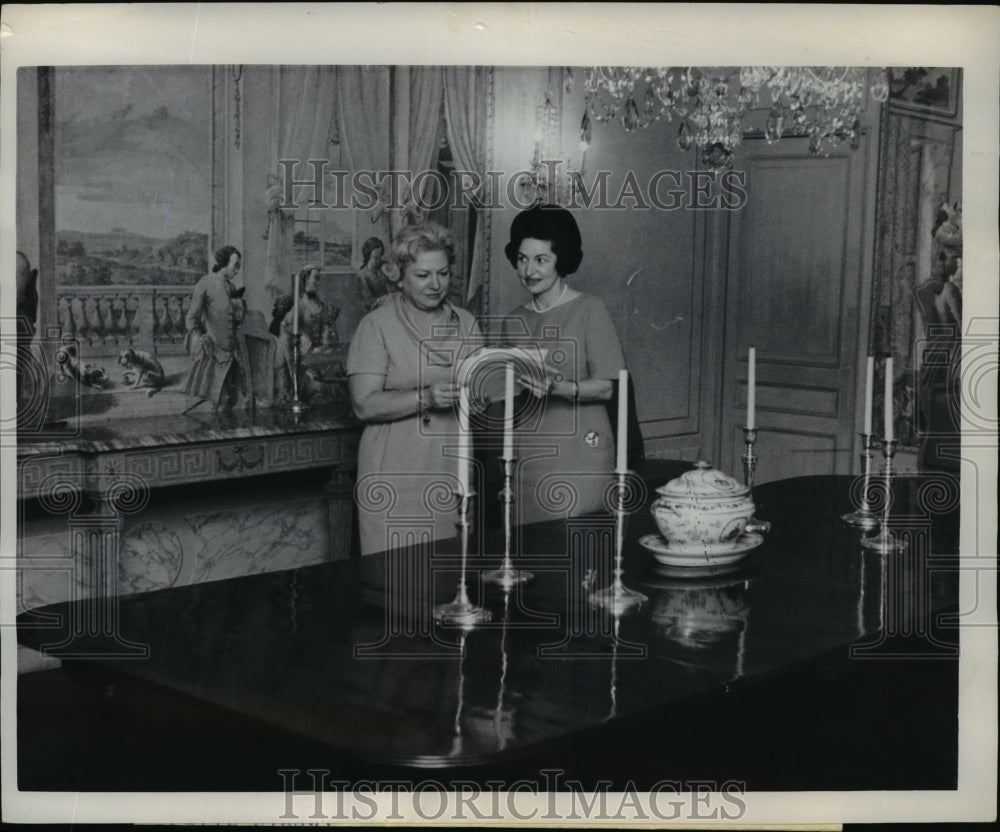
17 408 361 502
16 409 363 668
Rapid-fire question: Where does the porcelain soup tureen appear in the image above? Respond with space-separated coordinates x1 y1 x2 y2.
644 461 763 568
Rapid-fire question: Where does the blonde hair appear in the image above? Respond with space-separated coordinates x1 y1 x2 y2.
383 222 456 283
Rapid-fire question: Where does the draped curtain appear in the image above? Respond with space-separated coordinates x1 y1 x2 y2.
444 66 490 306
394 66 445 236
264 66 339 297
339 66 484 290
336 65 392 246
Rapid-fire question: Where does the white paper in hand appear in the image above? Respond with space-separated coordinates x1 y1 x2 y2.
455 346 549 403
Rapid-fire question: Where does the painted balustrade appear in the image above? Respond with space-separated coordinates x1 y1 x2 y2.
56 285 193 356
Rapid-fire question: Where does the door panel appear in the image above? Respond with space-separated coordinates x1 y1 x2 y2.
721 135 873 483
624 210 721 459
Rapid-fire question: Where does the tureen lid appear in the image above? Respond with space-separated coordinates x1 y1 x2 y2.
655 460 749 499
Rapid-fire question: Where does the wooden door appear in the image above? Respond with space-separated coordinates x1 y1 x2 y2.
719 133 877 483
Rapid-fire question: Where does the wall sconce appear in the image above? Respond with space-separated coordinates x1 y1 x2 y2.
517 87 586 206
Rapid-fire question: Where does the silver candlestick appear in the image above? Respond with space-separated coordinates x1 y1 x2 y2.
484 456 533 589
861 439 908 554
290 332 306 415
590 472 648 614
742 427 771 534
842 433 880 529
434 489 492 627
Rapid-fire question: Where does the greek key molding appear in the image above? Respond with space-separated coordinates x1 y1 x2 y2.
19 428 361 497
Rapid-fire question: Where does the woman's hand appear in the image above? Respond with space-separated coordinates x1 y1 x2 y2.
426 381 460 409
517 369 613 403
518 371 549 398
518 362 561 399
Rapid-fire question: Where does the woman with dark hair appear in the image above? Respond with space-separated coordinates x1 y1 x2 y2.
501 204 627 524
356 236 392 312
184 245 248 411
348 222 483 555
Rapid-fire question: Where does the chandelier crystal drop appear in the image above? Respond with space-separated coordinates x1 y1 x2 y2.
583 66 889 169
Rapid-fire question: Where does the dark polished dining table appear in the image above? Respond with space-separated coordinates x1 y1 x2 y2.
17 467 961 792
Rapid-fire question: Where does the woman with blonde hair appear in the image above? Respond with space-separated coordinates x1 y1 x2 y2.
347 222 483 555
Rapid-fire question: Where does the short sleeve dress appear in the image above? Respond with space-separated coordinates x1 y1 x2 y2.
501 293 626 525
347 292 483 555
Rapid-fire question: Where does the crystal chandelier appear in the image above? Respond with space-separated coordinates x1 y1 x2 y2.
583 66 890 168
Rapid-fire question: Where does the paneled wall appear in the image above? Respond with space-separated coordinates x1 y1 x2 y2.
718 135 879 482
484 70 882 480
486 68 729 466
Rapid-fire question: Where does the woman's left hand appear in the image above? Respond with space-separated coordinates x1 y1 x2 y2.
518 363 559 398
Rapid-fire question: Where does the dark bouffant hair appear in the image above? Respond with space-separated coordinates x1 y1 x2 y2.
503 204 583 277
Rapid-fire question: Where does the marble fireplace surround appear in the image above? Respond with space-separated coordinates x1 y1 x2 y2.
18 408 360 500
16 409 361 670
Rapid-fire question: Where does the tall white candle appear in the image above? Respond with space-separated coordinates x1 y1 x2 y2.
503 362 515 460
747 347 756 430
616 369 629 474
458 385 471 497
863 355 874 436
884 356 894 442
292 272 300 336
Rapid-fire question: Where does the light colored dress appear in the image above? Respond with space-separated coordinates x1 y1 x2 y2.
502 293 626 525
281 293 337 353
347 292 483 555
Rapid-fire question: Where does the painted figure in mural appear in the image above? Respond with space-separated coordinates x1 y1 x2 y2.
119 348 166 397
16 251 39 340
915 201 962 336
282 265 339 353
183 245 248 412
347 222 484 555
915 200 963 444
54 338 110 389
930 201 962 329
15 251 39 407
500 204 629 525
356 237 392 313
269 293 295 338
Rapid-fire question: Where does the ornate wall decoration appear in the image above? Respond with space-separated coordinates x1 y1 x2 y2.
870 85 961 449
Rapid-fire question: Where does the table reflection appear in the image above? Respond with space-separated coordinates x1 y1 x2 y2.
463 589 517 753
16 474 960 776
643 564 753 678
